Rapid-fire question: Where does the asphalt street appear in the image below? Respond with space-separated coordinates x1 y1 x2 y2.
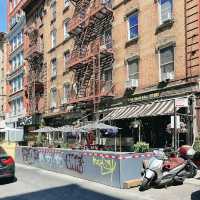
0 164 199 200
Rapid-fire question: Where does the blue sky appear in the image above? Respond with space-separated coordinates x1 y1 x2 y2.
0 0 7 32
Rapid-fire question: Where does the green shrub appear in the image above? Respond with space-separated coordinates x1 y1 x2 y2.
132 142 149 153
61 143 69 149
193 137 200 152
36 133 45 146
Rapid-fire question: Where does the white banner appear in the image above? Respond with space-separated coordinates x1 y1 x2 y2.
175 98 188 108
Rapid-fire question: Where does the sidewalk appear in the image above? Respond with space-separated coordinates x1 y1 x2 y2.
185 170 200 186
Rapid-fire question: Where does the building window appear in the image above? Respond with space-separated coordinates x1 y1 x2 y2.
101 29 112 48
11 52 23 71
126 59 139 87
159 46 174 81
9 0 12 12
64 51 70 70
103 68 112 82
64 20 69 39
12 58 16 71
51 30 56 48
50 88 57 108
11 75 23 93
63 83 70 102
51 59 57 78
159 0 172 24
127 59 139 81
51 1 56 20
64 0 69 8
102 68 112 90
11 97 23 116
128 13 138 40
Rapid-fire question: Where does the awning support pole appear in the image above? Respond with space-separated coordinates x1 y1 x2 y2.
174 99 177 150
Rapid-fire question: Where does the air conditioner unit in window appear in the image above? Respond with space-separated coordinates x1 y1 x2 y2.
125 79 138 88
161 72 174 82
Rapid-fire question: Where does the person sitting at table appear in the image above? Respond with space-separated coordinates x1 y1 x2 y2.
86 130 95 148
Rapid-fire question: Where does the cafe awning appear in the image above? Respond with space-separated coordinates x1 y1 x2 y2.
101 99 175 121
31 126 58 133
80 122 120 131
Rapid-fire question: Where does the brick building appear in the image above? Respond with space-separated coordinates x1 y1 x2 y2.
6 0 26 130
18 0 200 149
0 32 7 123
101 0 199 148
21 0 46 136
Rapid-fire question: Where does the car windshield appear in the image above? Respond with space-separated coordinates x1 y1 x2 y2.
0 147 7 157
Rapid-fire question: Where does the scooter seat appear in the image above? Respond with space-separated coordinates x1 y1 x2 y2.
163 157 185 170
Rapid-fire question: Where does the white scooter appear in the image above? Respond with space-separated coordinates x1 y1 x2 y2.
139 146 198 191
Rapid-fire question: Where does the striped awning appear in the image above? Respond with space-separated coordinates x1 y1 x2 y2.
101 100 174 121
31 126 58 133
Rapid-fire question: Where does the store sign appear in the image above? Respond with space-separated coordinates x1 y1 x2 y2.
18 116 33 126
171 116 180 129
175 98 188 108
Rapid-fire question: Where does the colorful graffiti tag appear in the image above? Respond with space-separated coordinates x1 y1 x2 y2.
92 156 116 176
65 153 84 174
22 147 39 164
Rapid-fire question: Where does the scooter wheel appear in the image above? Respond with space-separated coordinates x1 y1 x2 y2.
139 178 150 191
187 166 197 178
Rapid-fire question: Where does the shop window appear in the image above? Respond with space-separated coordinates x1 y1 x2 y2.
128 12 138 40
159 46 174 81
159 0 172 24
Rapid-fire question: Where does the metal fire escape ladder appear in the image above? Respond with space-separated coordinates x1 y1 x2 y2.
68 0 114 106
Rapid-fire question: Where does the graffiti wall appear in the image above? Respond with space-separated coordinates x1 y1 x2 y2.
16 147 154 188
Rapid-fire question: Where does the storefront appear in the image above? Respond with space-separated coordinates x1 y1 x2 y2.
100 97 192 149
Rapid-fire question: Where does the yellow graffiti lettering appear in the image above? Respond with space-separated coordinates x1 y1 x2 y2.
92 157 116 176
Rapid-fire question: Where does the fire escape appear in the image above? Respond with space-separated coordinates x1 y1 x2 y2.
67 0 114 112
24 27 45 117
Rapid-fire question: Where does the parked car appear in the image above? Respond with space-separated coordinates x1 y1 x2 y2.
0 146 15 181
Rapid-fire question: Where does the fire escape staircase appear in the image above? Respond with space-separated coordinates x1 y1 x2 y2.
68 0 114 105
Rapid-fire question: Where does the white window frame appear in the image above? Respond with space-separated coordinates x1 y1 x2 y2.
64 20 69 40
64 0 69 8
159 46 175 81
51 30 56 48
158 0 173 25
63 83 70 102
50 88 57 108
51 2 56 20
127 12 138 41
64 51 70 70
51 59 57 78
127 59 139 81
